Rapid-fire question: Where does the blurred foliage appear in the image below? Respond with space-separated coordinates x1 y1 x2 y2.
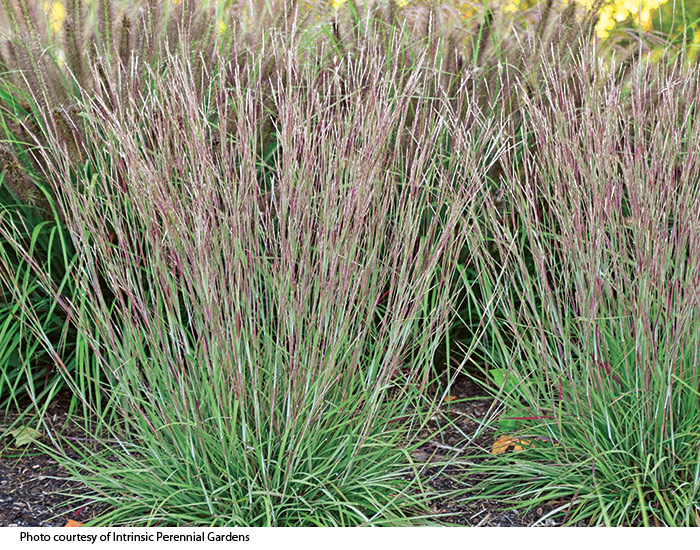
493 0 699 40
654 0 700 48
36 0 700 48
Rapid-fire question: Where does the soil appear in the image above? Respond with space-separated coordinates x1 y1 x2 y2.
0 378 575 527
411 375 577 526
0 391 110 527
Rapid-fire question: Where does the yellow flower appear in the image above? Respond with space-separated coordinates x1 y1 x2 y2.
504 0 520 14
43 1 66 34
572 0 670 39
498 0 669 39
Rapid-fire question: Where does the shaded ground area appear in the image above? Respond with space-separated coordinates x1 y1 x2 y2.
0 392 109 527
412 376 576 526
0 379 575 527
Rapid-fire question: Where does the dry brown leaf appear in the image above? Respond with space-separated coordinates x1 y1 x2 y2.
491 435 532 454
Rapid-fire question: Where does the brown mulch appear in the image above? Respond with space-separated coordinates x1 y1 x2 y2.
411 375 576 526
0 378 575 527
0 391 110 527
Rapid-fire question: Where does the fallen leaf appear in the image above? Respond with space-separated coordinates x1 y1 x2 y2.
65 520 84 527
491 434 531 454
491 435 560 454
695 509 700 527
445 395 457 403
6 426 42 447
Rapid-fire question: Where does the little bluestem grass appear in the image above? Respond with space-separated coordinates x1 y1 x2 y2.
464 51 700 526
2 21 502 525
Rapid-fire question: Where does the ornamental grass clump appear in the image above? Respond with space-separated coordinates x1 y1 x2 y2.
467 53 700 526
0 20 502 523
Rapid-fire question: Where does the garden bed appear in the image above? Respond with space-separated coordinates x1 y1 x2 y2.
0 392 110 527
0 378 574 527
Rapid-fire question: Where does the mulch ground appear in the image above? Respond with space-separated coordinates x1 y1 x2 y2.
413 375 573 526
0 377 574 527
0 392 109 527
